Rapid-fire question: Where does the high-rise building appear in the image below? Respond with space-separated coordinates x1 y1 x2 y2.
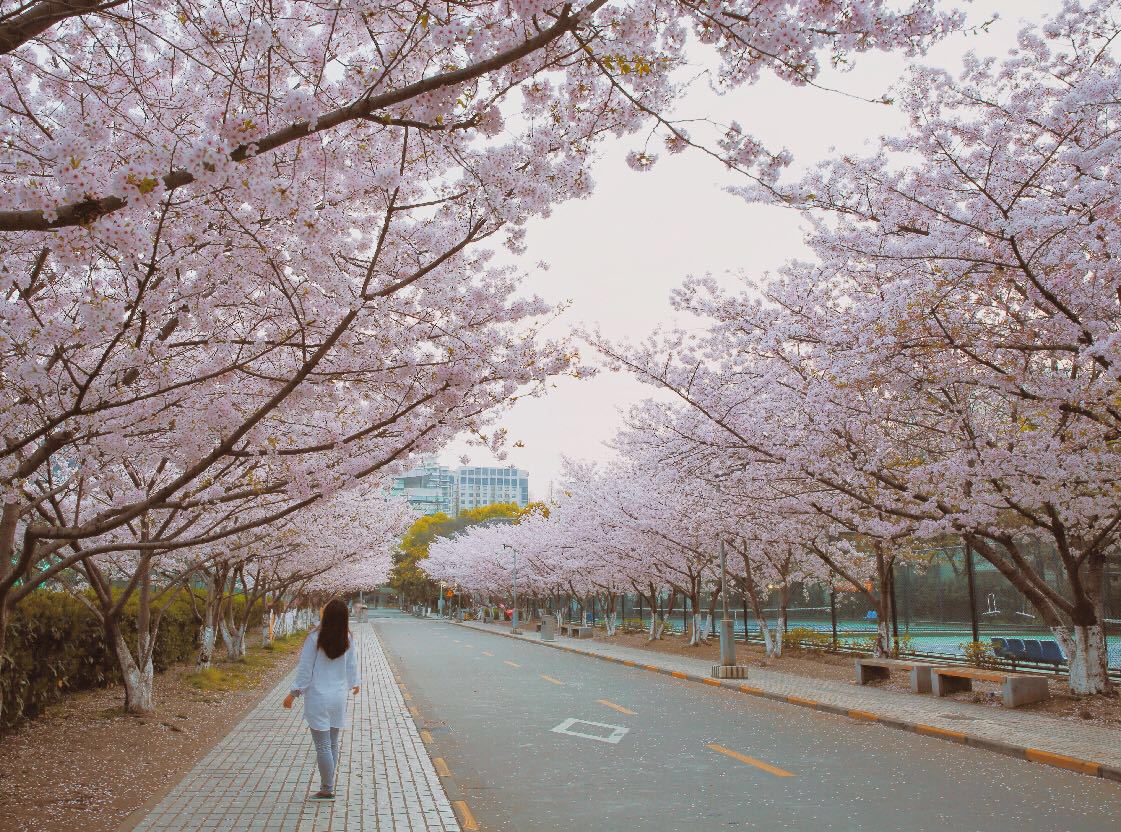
389 457 455 515
390 459 530 516
453 465 530 514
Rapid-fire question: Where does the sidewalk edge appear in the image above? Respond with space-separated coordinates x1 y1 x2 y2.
457 620 1119 784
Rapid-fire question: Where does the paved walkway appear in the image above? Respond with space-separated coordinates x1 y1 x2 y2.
461 619 1121 780
130 622 460 831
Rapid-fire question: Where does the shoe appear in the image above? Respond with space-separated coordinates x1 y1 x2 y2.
311 790 335 800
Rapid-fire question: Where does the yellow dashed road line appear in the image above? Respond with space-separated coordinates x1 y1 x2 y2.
597 699 637 716
539 674 564 685
503 660 521 668
706 743 794 777
481 650 494 657
433 757 452 777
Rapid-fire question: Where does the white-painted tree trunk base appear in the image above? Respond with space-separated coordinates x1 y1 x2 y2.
874 622 891 658
114 633 155 714
1056 625 1111 695
755 619 775 657
198 625 216 668
687 613 707 646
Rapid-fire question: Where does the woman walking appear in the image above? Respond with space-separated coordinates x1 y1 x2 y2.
283 599 361 799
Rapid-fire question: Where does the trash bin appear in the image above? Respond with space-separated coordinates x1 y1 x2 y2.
540 617 556 642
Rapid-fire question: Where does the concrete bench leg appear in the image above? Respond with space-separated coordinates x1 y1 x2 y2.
910 665 933 694
1004 676 1049 707
932 673 972 697
855 661 890 685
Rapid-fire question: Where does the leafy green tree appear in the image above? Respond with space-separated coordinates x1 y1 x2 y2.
390 502 547 603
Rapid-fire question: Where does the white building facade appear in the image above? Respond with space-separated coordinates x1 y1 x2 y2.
390 459 530 516
454 466 530 513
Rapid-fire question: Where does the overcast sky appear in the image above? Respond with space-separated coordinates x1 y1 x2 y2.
439 1 1057 498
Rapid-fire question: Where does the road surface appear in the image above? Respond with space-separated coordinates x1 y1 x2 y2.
373 611 1121 832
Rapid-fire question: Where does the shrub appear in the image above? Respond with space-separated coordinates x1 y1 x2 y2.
960 640 997 669
784 626 834 652
0 589 213 729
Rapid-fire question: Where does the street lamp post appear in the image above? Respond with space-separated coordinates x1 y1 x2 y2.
712 538 748 679
718 539 736 666
504 543 520 634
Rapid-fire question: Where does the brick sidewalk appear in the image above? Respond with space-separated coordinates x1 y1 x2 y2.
461 619 1121 782
128 623 461 832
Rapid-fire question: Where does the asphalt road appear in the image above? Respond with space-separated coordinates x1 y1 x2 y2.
374 612 1121 832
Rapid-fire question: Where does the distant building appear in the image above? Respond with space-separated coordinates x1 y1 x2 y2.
390 459 530 516
389 457 455 515
454 465 529 513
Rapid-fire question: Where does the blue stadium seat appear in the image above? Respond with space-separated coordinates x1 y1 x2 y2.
1023 639 1044 663
1039 640 1065 665
1004 639 1027 661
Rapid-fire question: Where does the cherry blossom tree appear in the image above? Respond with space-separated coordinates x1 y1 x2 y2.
0 0 961 629
0 0 966 720
599 1 1121 692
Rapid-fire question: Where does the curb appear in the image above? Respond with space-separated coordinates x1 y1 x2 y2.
381 639 480 831
457 621 1121 785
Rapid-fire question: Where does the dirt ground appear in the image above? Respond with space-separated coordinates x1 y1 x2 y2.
595 628 1121 728
0 637 304 832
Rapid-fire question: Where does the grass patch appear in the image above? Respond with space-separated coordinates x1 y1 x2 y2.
264 631 306 653
188 630 307 693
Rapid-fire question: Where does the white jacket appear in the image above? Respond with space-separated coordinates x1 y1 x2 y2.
290 630 361 730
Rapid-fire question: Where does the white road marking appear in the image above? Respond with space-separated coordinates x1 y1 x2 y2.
550 718 630 745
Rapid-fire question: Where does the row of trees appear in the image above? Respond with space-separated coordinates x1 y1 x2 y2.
426 2 1121 696
2 0 962 719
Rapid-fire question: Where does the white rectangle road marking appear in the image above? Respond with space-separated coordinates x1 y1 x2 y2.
550 718 630 745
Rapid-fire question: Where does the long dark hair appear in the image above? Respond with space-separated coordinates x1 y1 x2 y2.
317 599 350 660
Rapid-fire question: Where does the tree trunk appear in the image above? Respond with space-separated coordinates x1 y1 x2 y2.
687 585 704 646
220 618 246 660
779 582 790 638
199 623 217 666
109 623 155 714
1056 624 1111 695
690 613 706 646
702 589 718 640
740 545 778 657
0 599 10 726
870 547 892 657
197 576 221 667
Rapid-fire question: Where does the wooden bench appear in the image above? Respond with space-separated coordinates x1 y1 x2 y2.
855 658 934 694
560 623 594 639
931 666 1050 707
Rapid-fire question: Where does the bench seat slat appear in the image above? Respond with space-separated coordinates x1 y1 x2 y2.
933 667 1024 683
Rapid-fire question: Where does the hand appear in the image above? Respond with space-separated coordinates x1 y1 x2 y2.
283 692 296 709
352 686 360 696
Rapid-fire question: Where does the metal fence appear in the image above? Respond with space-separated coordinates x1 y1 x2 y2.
610 546 1121 671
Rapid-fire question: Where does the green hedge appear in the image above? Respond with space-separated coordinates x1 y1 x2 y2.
1 590 263 729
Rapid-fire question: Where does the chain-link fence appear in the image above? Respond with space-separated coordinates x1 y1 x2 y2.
621 546 1121 671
